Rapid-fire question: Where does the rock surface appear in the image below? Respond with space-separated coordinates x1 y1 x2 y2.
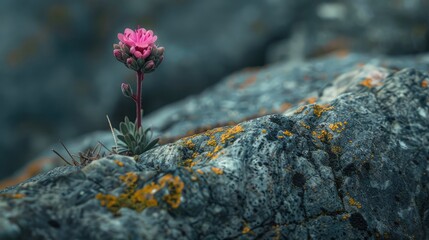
2 0 429 178
0 54 428 239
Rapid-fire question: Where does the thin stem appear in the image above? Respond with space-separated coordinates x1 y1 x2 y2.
135 71 144 129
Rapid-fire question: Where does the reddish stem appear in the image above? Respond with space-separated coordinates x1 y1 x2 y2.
135 71 144 129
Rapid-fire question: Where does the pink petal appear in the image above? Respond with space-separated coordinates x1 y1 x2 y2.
134 51 143 58
124 28 134 35
117 33 126 42
142 48 151 59
130 46 136 54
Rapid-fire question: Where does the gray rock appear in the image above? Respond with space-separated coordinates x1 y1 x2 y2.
266 0 429 63
0 62 428 238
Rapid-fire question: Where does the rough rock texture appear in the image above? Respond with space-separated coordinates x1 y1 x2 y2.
2 53 429 187
1 57 428 239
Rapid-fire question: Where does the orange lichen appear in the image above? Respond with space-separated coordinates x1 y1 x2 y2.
306 97 317 104
182 159 198 168
159 175 185 208
220 125 244 144
422 79 428 88
239 75 257 89
207 137 217 147
329 121 347 133
119 172 139 188
0 193 25 199
185 139 195 149
96 173 185 214
204 127 226 137
283 130 293 137
196 169 204 175
211 167 224 175
313 104 334 117
114 160 124 167
360 78 383 88
348 195 362 209
312 130 333 143
277 103 292 112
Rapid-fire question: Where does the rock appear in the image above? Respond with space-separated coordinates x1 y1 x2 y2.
0 57 428 238
2 53 429 188
266 0 429 63
0 0 310 176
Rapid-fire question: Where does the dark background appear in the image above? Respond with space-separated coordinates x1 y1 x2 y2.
0 0 428 179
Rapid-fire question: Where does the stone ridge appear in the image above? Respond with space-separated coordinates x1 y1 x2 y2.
0 68 428 239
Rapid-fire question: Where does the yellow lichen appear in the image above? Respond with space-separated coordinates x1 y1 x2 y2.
300 121 311 129
96 173 185 214
159 175 185 209
313 104 334 118
312 130 333 143
242 223 252 234
211 167 224 175
277 135 284 139
283 130 293 137
261 129 267 134
119 172 139 188
328 121 347 133
204 127 225 137
196 169 204 175
342 213 351 220
114 160 124 167
185 139 195 149
348 195 362 209
207 137 217 147
220 125 244 144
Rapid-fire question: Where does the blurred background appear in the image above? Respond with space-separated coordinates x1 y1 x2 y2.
0 0 428 181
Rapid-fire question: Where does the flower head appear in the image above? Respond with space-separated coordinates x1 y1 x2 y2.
114 27 164 73
118 28 157 59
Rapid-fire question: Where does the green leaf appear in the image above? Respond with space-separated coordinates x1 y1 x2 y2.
144 138 159 151
120 122 129 135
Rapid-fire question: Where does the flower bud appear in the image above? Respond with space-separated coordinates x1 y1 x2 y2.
113 44 121 49
143 60 155 73
113 49 122 61
126 57 138 71
121 83 133 98
156 47 165 56
156 55 164 67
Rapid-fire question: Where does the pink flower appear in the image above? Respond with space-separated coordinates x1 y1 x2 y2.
117 28 157 59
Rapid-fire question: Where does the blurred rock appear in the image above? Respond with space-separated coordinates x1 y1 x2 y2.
266 0 429 63
1 64 428 238
0 0 310 177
